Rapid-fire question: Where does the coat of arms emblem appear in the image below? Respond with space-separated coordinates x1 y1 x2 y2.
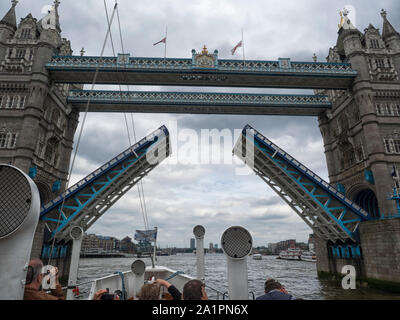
192 46 218 69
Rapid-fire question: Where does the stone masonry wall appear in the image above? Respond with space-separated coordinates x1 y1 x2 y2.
360 218 400 284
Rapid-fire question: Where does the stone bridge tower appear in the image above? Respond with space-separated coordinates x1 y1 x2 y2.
0 1 80 272
316 9 400 290
319 9 400 217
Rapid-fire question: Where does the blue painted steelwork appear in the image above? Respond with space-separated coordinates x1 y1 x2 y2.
47 55 357 76
40 126 171 241
67 90 331 116
329 244 361 259
233 125 371 243
46 55 357 89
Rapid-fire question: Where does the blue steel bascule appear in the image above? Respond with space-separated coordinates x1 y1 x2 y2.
233 125 370 257
40 126 171 244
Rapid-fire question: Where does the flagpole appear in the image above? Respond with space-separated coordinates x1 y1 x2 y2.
153 227 158 268
241 28 245 66
164 26 168 59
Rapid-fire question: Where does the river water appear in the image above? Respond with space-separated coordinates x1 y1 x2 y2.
76 254 400 300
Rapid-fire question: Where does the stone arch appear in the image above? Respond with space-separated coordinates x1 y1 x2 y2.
347 184 380 218
35 181 52 205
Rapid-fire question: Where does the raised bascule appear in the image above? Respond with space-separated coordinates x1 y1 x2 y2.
0 1 399 291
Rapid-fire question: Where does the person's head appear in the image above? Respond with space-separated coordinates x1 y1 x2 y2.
137 283 161 300
182 280 208 300
264 278 286 294
25 259 44 289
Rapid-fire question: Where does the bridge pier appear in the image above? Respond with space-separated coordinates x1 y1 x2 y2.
315 218 400 292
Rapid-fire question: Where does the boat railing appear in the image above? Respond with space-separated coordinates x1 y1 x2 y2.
204 284 226 300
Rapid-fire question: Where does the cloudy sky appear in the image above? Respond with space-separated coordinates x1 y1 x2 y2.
3 0 399 247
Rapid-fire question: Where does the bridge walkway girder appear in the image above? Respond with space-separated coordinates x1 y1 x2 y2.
67 90 332 116
233 125 371 243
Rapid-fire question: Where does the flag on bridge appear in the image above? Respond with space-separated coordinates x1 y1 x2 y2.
135 229 158 242
231 40 243 55
153 37 167 46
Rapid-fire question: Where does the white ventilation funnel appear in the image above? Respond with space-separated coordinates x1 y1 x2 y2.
221 226 252 300
193 225 205 281
0 165 40 300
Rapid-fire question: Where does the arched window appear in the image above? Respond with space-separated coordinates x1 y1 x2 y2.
44 137 59 164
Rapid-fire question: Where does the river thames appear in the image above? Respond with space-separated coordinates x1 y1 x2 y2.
75 253 400 300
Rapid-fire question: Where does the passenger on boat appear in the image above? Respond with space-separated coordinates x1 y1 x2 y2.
137 282 162 300
256 278 294 300
156 279 208 300
23 259 65 300
155 279 182 300
182 279 208 300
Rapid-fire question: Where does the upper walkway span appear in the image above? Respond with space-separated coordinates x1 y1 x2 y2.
46 54 357 89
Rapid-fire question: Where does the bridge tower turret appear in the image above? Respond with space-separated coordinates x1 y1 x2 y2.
0 1 17 42
0 1 17 60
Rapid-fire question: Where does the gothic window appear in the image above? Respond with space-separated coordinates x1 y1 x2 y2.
384 139 400 154
0 134 6 148
16 49 26 59
0 133 18 149
395 104 400 116
6 96 13 109
376 103 400 117
376 103 383 115
18 96 26 109
394 140 400 154
44 137 59 164
0 96 3 108
370 39 380 49
20 29 32 39
375 59 385 68
386 104 393 116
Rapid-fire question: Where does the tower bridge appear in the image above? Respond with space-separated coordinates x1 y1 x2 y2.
0 1 400 291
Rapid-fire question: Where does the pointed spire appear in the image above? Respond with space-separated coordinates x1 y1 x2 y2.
381 9 399 40
0 0 18 30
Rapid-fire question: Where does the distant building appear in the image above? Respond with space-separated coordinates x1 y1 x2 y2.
214 243 218 249
190 238 195 250
268 243 278 254
81 234 100 254
209 243 213 250
120 236 136 254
